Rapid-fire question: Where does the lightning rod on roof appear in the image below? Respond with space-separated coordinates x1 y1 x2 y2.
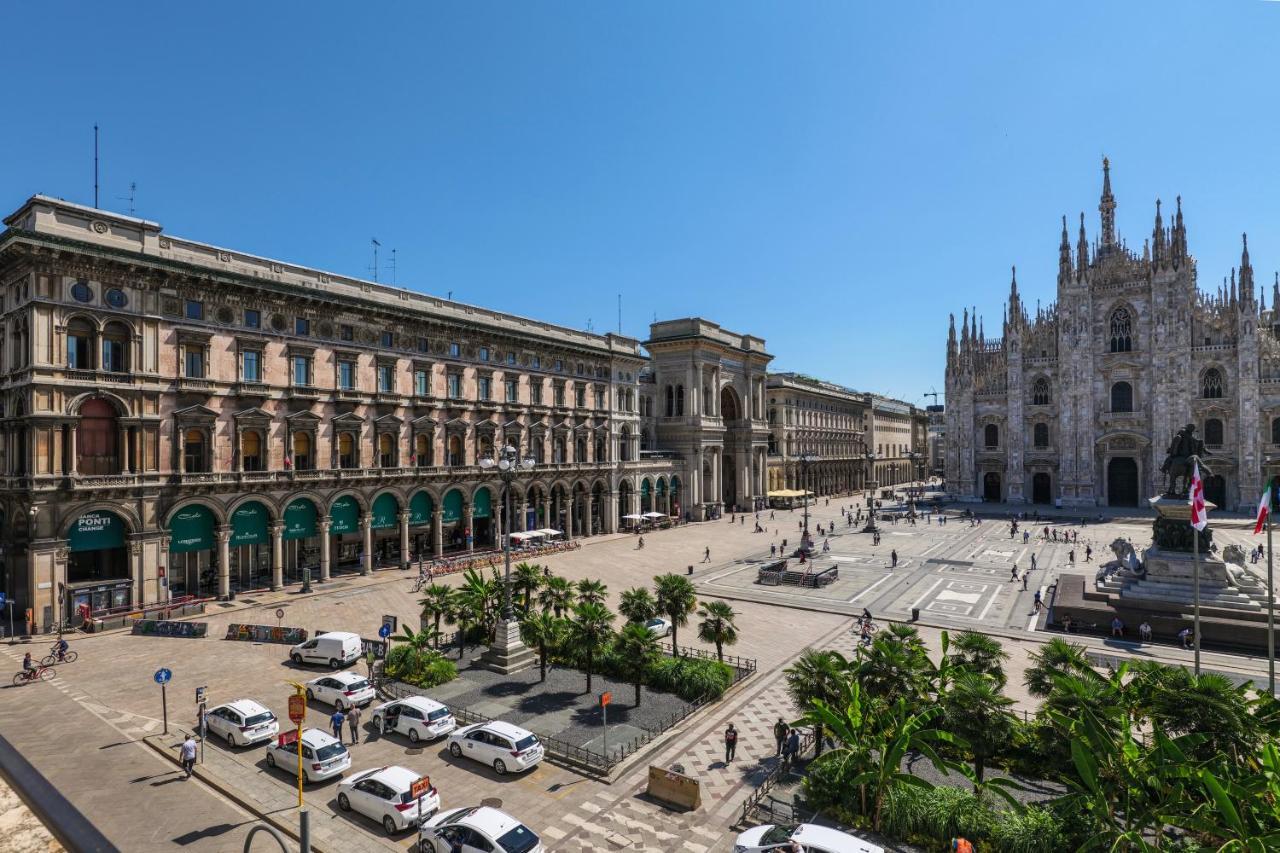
93 124 99 209
370 238 381 283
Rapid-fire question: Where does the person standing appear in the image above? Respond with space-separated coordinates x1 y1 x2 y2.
347 704 362 744
330 709 345 744
890 549 898 568
724 723 738 763
773 718 788 756
703 546 711 563
784 728 801 763
179 734 198 779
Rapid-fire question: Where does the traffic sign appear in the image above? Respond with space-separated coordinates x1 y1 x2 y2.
382 614 397 634
277 729 299 748
287 694 306 725
154 668 172 685
600 691 612 707
195 686 206 704
377 623 391 639
410 776 432 800
276 608 285 620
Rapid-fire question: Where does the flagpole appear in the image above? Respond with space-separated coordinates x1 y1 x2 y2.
1268 482 1276 695
1193 525 1201 676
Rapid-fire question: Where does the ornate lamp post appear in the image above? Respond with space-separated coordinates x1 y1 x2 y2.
863 451 879 533
798 453 818 547
478 444 538 674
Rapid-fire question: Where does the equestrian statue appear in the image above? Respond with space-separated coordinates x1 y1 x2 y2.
1159 422 1214 500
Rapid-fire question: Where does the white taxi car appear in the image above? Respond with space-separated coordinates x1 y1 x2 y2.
447 721 543 775
304 671 374 710
337 765 439 835
420 805 543 853
734 823 884 853
264 728 350 783
371 696 457 743
203 699 278 747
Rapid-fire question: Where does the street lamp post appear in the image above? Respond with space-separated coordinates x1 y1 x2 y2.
478 445 538 674
798 453 817 549
862 451 879 533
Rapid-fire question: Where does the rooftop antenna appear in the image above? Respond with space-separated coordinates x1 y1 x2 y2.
93 123 99 209
390 248 397 285
116 181 136 216
617 294 622 334
370 238 380 282
587 317 593 332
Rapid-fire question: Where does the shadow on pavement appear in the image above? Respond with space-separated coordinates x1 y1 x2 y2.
172 820 252 846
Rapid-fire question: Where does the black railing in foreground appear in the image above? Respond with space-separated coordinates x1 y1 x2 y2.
737 727 816 827
0 729 120 852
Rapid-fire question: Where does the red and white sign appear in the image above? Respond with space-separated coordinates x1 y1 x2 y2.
287 694 306 725
277 729 299 748
410 777 432 800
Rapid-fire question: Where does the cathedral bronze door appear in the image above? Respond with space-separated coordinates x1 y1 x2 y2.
1204 475 1226 509
1031 472 1051 505
983 472 1001 502
1107 457 1139 507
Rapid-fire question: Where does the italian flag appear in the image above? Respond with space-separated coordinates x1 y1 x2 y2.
1255 477 1277 534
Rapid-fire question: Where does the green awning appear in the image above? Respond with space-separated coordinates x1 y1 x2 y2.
472 488 492 519
68 510 126 552
283 498 317 541
442 489 464 523
169 505 216 553
230 501 270 547
330 496 359 535
371 493 399 530
409 491 433 527
640 479 651 497
671 476 681 495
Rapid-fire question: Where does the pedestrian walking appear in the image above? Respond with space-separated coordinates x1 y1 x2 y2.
773 718 788 755
1179 627 1193 649
703 546 711 563
1032 590 1043 614
890 549 898 568
724 723 738 763
1010 566 1019 582
179 734 197 778
1030 553 1037 572
770 544 777 557
1022 572 1029 591
1068 550 1075 566
1085 545 1092 562
330 709 345 744
347 704 362 744
784 728 801 763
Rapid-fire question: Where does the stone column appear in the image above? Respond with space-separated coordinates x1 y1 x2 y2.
399 510 411 570
360 516 373 575
68 426 78 475
464 505 474 552
270 522 284 590
432 509 443 558
319 517 332 581
541 496 551 531
516 500 527 532
216 525 231 599
130 540 144 608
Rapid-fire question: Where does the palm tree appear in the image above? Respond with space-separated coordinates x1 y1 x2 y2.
519 612 564 682
942 671 1016 785
854 633 932 709
1023 636 1095 697
1149 670 1258 763
614 623 660 706
949 630 1009 688
696 600 739 662
418 584 457 649
576 578 608 606
457 567 501 641
785 648 851 757
618 587 658 624
568 602 616 693
653 573 697 654
513 562 544 614
853 699 962 831
538 575 576 617
392 624 434 651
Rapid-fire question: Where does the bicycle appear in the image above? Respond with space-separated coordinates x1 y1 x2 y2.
852 616 878 645
40 649 78 666
12 664 55 686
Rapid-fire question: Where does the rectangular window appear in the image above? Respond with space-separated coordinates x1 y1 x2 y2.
506 352 517 365
530 382 543 405
102 339 125 373
505 379 518 403
414 369 429 397
244 309 260 329
447 373 462 399
184 348 205 378
242 350 261 382
339 324 353 342
295 317 310 336
532 355 541 369
293 356 311 387
337 360 355 390
554 359 563 372
377 364 393 392
380 331 393 348
478 376 492 401
479 347 490 362
416 336 430 353
449 342 461 358
554 384 565 407
575 386 586 408
184 299 203 320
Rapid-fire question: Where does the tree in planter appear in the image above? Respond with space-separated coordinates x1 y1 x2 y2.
576 578 608 606
949 630 1010 688
942 671 1016 787
538 575 576 617
567 602 616 694
513 562 544 614
784 648 851 757
654 573 696 654
614 623 660 706
519 611 565 683
418 584 457 649
696 600 739 662
619 587 658 624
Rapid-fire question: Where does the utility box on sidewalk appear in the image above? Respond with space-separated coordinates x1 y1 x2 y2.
646 765 701 810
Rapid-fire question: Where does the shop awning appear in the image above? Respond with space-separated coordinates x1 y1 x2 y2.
622 514 644 520
169 504 216 553
330 496 359 535
409 491 433 527
230 501 270 547
642 512 666 519
442 489 464 523
68 510 126 552
371 493 399 531
283 498 317 540
472 488 492 519
767 489 813 498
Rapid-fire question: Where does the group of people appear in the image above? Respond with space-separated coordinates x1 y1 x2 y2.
329 705 364 745
1101 616 1196 649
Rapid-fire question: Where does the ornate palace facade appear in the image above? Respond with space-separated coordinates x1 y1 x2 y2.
945 160 1278 511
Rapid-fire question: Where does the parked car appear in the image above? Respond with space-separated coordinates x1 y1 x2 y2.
265 728 350 783
291 631 362 667
203 699 278 747
305 671 375 710
734 823 884 853
371 696 457 743
447 721 544 775
337 765 439 835
420 806 543 853
644 617 672 638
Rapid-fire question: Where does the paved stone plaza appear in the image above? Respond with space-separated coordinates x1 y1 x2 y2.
3 494 1277 852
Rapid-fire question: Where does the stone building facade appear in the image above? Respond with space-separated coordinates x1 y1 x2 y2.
945 159 1276 511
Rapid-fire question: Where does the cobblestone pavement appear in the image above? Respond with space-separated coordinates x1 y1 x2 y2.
0 776 62 853
7 494 1280 851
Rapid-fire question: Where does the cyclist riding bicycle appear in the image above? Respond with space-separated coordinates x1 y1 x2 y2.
22 652 34 676
55 637 69 663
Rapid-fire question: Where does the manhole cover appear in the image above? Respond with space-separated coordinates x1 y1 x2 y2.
240 598 259 604
406 748 424 755
480 797 502 810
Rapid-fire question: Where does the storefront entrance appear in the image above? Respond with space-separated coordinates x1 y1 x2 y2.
329 496 361 573
229 501 271 592
282 498 319 583
167 504 217 598
370 492 400 568
67 510 132 617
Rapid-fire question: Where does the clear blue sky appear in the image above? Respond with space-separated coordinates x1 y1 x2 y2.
4 2 1278 404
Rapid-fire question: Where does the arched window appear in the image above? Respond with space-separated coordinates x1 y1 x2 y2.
448 435 464 467
984 424 999 448
553 436 565 463
292 431 312 470
620 426 633 461
337 432 357 468
576 436 588 461
67 317 96 369
1273 418 1280 446
378 433 395 468
1033 423 1049 448
1110 381 1133 412
595 436 606 461
414 434 431 467
531 434 545 464
1032 377 1050 406
183 428 207 473
78 398 119 475
1202 368 1225 399
1109 308 1133 353
676 385 685 416
101 321 130 373
1204 418 1224 447
241 430 262 471
477 435 494 460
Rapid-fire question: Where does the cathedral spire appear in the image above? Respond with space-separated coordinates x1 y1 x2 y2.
1059 215 1073 278
1151 198 1165 267
1274 272 1279 312
1172 194 1187 266
961 308 970 347
1240 233 1254 298
1230 268 1238 307
1076 211 1089 275
1099 156 1117 251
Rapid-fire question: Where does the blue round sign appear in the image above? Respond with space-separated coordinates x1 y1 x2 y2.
154 668 172 685
377 624 391 639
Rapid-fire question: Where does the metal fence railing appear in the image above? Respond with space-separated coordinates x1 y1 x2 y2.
656 641 757 682
737 727 816 827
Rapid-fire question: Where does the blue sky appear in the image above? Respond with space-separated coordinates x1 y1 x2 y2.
3 2 1278 404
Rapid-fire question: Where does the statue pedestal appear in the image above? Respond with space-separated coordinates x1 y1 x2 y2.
480 618 537 675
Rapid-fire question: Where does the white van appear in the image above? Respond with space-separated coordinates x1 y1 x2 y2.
291 631 362 667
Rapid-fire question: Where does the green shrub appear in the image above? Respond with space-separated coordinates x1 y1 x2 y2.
647 657 733 702
987 805 1063 853
880 785 994 850
384 645 458 689
802 753 864 817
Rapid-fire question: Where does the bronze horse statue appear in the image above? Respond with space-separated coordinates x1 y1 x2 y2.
1160 423 1214 499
